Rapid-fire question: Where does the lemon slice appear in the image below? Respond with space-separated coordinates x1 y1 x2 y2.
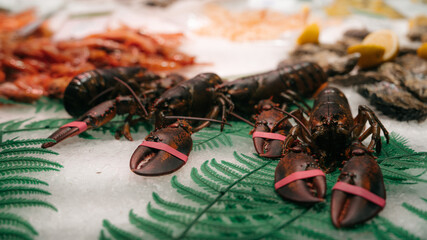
362 29 399 61
409 15 427 29
297 23 319 45
348 44 385 68
417 43 427 60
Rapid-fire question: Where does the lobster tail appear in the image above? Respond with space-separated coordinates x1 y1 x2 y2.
64 67 158 117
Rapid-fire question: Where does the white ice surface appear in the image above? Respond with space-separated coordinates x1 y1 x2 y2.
1 1 427 239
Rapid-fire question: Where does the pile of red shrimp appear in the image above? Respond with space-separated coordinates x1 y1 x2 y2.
0 11 195 102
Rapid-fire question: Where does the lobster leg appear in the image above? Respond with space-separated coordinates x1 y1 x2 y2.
274 146 326 203
280 90 311 115
353 105 390 154
130 121 193 176
216 93 234 131
331 144 386 228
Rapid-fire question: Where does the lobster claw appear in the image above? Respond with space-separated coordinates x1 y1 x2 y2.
274 146 326 203
41 121 88 148
130 121 193 176
251 100 290 158
42 100 117 148
252 124 272 156
260 130 286 158
331 146 386 228
252 128 286 158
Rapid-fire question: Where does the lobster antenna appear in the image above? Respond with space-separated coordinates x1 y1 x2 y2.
113 76 148 116
271 115 291 133
273 107 311 136
229 112 255 127
164 116 232 126
88 87 114 105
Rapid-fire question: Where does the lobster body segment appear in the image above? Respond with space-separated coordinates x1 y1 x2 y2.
309 87 355 170
153 72 223 128
64 67 161 117
218 62 327 115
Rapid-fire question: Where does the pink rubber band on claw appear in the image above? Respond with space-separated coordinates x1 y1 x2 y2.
332 182 386 208
60 121 88 134
275 169 325 190
139 141 188 163
252 132 286 141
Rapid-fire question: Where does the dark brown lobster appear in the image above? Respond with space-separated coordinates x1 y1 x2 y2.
63 67 163 118
42 62 328 176
217 61 327 116
220 62 327 158
42 67 184 148
274 87 389 228
131 62 328 176
250 99 292 158
130 72 232 176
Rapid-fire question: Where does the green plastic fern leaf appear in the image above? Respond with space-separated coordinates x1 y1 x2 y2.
0 147 58 157
0 198 57 211
0 166 60 176
402 199 427 222
0 176 49 186
0 228 34 240
102 220 142 240
0 212 38 235
0 139 56 149
34 97 64 113
0 136 60 238
0 156 63 169
0 119 32 132
193 131 232 151
0 186 51 196
100 133 427 240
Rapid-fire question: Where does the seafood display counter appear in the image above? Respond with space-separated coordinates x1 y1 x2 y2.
0 0 426 239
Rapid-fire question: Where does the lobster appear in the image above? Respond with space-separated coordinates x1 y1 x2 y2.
216 61 326 116
226 62 327 159
130 72 233 176
42 67 185 148
63 67 163 117
249 99 293 158
42 62 328 176
130 62 328 176
274 87 389 227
